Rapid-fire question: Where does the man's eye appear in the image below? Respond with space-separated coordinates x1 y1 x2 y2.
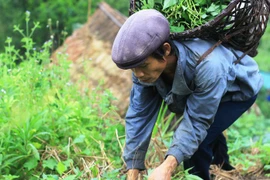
140 64 148 68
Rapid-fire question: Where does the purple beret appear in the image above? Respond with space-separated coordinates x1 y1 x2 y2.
111 9 170 69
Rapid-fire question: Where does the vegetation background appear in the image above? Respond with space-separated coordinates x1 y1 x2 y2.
0 0 270 179
0 0 129 53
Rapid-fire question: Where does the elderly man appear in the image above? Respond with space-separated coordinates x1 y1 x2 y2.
111 9 262 180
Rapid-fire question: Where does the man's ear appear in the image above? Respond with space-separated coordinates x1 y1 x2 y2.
162 42 171 56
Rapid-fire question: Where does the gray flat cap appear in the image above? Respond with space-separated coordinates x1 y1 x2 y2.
111 9 170 69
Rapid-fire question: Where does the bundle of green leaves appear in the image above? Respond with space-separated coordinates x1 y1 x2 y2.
140 0 231 32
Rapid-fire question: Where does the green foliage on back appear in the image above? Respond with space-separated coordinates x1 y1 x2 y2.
139 0 230 32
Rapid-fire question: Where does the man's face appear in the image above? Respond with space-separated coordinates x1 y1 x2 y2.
132 56 167 83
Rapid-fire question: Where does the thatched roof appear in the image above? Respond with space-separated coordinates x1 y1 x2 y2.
52 2 132 117
88 2 127 44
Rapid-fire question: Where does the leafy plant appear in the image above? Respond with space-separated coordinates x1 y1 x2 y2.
139 0 230 32
0 12 125 179
227 109 270 174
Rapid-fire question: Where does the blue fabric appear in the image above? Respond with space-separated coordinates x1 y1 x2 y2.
123 38 263 170
183 95 257 180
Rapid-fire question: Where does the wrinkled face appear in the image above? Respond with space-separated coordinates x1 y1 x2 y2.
132 56 167 83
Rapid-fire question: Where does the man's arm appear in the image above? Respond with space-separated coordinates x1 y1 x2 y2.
124 75 162 171
149 59 228 179
166 59 228 164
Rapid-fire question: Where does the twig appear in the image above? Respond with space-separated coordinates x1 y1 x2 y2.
115 129 124 153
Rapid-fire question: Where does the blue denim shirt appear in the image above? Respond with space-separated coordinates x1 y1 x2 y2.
124 38 263 170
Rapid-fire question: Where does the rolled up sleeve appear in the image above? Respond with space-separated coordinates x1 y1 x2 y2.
124 76 162 170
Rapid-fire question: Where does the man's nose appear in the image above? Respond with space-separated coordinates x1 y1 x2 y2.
132 68 144 78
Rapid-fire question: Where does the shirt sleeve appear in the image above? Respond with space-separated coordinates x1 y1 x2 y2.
166 60 228 164
124 74 163 170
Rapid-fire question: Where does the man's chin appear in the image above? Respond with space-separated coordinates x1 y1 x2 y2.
141 80 151 83
140 78 153 83
138 79 156 86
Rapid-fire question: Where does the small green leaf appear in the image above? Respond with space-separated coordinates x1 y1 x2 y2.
142 0 154 9
73 134 85 144
32 142 42 149
63 175 76 180
211 11 219 16
207 3 219 12
163 0 178 10
5 37 12 43
29 143 40 160
185 174 203 180
23 157 38 170
221 5 227 10
2 175 20 180
42 158 57 170
182 5 188 11
42 174 59 180
264 165 270 170
57 161 67 175
148 0 155 8
90 166 99 177
194 0 207 6
170 25 185 33
63 159 73 168
201 14 208 19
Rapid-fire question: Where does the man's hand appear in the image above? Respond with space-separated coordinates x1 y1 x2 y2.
127 169 140 180
148 155 178 180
